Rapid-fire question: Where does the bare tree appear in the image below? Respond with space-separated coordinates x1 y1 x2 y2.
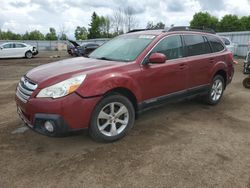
111 8 124 34
58 25 68 40
123 6 138 32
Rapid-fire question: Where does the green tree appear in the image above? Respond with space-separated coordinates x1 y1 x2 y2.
218 14 242 32
74 26 88 40
88 12 101 39
240 16 250 31
45 27 57 40
190 12 219 31
28 30 45 40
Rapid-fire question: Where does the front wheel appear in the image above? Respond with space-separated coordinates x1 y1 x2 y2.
25 51 33 59
204 75 225 105
89 94 135 142
243 77 250 89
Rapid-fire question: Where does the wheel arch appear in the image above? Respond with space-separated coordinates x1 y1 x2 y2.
104 87 138 112
213 69 227 88
25 50 32 57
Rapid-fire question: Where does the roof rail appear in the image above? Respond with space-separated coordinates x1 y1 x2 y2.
127 29 148 33
166 26 216 34
127 28 162 33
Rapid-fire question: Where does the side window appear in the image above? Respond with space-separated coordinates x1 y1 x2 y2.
15 43 26 48
183 35 211 56
3 43 13 49
207 36 225 52
152 35 183 60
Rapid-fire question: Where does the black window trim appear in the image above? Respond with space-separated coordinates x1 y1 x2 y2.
141 33 226 65
14 43 26 48
182 34 226 58
182 34 213 57
205 35 226 54
141 34 185 65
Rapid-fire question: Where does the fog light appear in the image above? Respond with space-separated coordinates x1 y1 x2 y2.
44 121 54 132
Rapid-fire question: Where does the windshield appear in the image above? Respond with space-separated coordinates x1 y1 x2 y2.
89 34 155 62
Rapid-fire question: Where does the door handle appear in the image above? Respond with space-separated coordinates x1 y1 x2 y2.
179 63 187 70
209 58 215 63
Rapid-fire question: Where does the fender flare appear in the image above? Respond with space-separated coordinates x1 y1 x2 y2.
77 73 143 101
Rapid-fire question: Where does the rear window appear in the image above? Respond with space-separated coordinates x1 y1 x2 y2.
207 36 225 52
183 35 211 56
15 43 26 48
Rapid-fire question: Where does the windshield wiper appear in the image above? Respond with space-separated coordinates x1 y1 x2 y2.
96 57 115 61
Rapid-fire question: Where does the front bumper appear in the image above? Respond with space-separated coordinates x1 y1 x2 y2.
16 93 101 136
32 50 39 56
17 108 69 136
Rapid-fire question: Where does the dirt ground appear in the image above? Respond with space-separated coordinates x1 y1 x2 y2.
0 52 249 188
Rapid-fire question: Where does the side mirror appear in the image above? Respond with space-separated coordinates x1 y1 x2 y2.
0 47 3 50
147 52 166 64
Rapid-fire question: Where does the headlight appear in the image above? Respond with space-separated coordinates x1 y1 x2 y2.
36 75 86 98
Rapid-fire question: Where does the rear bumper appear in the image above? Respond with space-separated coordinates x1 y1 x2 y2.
16 93 101 136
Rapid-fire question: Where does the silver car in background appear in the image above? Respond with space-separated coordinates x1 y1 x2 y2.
221 37 237 55
0 42 38 59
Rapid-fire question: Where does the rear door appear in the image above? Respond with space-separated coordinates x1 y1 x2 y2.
183 34 213 88
139 35 188 101
14 43 27 57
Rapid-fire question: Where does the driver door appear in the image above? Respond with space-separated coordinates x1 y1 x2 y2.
0 43 14 58
139 35 188 102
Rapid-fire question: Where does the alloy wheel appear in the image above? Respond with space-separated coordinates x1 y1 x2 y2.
97 102 129 137
211 79 223 101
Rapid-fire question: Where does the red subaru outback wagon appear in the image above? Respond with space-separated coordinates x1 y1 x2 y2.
16 27 235 142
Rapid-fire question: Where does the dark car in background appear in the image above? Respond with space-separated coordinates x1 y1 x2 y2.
67 40 100 57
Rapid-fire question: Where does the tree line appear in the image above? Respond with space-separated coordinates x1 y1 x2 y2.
1 10 249 41
0 27 66 41
190 12 250 32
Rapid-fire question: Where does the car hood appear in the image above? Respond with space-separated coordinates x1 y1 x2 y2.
26 57 121 88
68 40 80 47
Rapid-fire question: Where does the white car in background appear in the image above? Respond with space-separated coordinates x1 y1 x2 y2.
221 37 237 55
0 42 38 59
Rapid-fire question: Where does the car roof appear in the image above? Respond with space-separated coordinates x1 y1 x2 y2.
2 42 27 45
124 29 219 38
126 29 163 36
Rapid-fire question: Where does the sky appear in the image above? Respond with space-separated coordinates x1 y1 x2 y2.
1 0 250 39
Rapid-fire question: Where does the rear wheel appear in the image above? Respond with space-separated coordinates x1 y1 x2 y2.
204 75 225 105
243 77 250 89
89 94 135 142
25 51 33 59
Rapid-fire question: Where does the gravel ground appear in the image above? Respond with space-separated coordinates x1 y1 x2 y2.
0 52 249 188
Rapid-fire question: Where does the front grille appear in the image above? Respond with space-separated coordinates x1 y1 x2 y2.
16 77 37 103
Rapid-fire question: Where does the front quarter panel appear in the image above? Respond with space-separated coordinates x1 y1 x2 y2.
77 67 142 102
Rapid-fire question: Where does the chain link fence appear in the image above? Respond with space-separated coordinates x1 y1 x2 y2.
0 39 109 51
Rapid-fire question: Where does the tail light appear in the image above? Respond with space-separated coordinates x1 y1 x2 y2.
228 52 238 65
233 60 238 65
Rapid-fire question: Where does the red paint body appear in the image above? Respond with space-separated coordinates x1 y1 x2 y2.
15 30 234 131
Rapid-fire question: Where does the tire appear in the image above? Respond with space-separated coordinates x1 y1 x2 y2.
204 75 225 105
89 94 135 142
25 51 33 59
243 77 250 89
